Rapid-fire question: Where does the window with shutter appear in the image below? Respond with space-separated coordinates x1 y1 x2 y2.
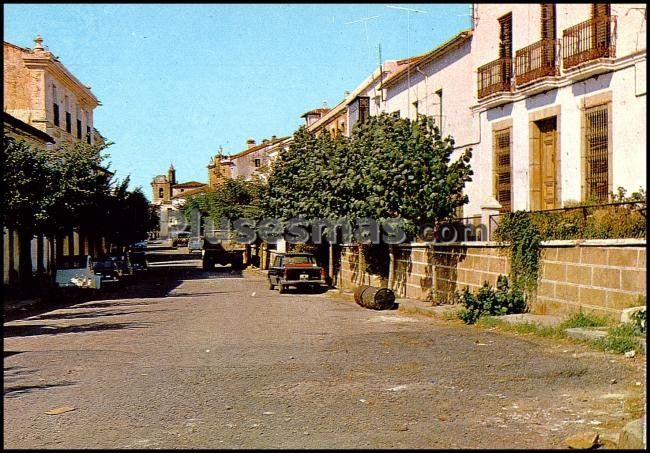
498 13 513 59
591 4 611 51
592 3 610 17
493 128 512 213
541 4 556 40
584 105 609 202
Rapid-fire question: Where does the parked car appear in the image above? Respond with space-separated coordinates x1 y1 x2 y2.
110 253 134 279
268 253 327 294
188 237 203 254
128 248 147 270
132 240 148 250
55 255 101 289
93 256 118 281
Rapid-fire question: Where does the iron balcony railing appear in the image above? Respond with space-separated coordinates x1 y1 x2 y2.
515 38 559 86
477 57 513 99
562 15 616 70
488 200 646 240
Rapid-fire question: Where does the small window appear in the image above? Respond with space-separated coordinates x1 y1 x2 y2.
86 126 91 144
254 158 261 168
435 89 443 134
412 101 419 118
65 112 71 133
53 103 60 126
358 96 370 123
159 188 164 198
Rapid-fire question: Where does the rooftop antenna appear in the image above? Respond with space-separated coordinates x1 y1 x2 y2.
344 15 381 69
385 5 427 118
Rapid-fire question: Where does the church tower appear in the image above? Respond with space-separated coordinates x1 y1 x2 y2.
151 174 171 204
168 163 176 185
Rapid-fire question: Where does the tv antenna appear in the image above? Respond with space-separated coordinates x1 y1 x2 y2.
385 5 427 116
344 15 381 68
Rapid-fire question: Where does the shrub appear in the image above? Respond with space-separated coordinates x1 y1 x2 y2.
594 323 643 354
630 309 646 335
456 275 526 324
559 310 610 329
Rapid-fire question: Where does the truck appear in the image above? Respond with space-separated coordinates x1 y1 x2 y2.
171 231 191 247
202 230 246 271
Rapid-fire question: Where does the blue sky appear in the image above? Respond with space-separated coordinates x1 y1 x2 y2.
4 3 470 199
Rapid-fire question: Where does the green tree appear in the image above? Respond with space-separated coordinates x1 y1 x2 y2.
2 137 61 285
183 177 267 232
266 113 473 235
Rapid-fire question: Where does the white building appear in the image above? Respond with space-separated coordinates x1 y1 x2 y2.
293 4 646 221
469 3 646 215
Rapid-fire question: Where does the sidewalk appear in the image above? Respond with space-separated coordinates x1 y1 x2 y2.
4 296 44 320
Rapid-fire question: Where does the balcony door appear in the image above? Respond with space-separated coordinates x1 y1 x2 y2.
530 117 559 211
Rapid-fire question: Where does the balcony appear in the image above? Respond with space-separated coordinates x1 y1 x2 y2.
562 15 616 70
515 39 559 86
477 57 513 100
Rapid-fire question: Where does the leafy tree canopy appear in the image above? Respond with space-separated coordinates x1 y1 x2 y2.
265 113 473 237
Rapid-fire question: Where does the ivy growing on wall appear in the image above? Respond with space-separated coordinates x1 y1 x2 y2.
493 210 543 294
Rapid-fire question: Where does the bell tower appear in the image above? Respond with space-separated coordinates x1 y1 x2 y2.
168 163 176 185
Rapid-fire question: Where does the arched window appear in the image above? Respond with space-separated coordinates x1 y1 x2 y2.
159 187 164 198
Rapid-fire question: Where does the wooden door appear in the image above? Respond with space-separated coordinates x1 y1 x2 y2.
538 118 558 210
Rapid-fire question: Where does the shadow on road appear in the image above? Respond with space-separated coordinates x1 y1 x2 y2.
4 256 244 323
3 321 153 338
4 380 77 398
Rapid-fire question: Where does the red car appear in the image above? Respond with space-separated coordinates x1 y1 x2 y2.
268 253 328 294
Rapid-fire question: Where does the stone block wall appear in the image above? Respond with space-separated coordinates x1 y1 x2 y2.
535 242 646 317
335 239 646 319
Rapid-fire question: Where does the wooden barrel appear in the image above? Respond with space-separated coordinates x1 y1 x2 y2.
354 285 395 310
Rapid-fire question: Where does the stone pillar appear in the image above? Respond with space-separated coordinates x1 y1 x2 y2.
481 196 502 241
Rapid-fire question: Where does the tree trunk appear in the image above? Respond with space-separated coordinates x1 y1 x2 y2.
55 231 64 264
36 234 45 275
18 229 34 290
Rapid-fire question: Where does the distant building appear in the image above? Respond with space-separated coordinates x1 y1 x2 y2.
3 36 105 287
150 164 208 238
207 136 290 187
3 36 100 146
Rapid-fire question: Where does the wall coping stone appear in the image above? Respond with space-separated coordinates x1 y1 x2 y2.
341 238 646 248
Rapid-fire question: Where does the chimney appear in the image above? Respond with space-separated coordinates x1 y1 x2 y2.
344 90 350 98
271 135 277 141
261 138 269 144
246 138 256 149
33 35 44 52
322 100 328 109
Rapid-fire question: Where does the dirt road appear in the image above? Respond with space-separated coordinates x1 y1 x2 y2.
3 251 645 448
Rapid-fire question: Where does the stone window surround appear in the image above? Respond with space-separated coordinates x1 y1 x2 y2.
579 90 613 202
